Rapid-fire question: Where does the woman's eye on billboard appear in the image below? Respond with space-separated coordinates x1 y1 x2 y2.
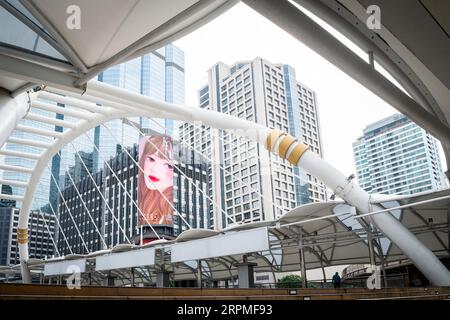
138 135 174 227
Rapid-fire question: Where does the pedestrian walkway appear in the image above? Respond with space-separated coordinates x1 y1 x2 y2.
0 284 449 300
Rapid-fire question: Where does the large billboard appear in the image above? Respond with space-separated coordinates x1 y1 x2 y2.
138 135 174 226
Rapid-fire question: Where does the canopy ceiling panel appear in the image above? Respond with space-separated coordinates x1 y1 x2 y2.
15 189 449 281
0 0 237 92
276 203 372 271
336 0 450 147
376 188 450 260
357 0 450 91
29 0 198 67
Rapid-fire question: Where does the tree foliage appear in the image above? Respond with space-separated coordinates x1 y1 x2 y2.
276 274 302 288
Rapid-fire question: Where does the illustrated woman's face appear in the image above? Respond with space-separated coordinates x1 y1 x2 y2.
143 152 173 191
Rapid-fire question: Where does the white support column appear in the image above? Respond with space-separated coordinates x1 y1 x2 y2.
264 128 450 285
0 92 28 148
235 256 257 289
297 149 450 286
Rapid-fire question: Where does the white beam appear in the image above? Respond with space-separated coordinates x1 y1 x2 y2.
0 44 76 74
44 259 86 276
7 137 52 149
24 113 76 128
15 124 63 138
0 54 82 92
31 101 94 119
0 193 23 201
37 91 111 114
292 0 442 119
0 149 40 160
172 228 270 262
0 92 28 148
95 248 156 271
10 83 36 98
0 163 33 174
84 80 270 145
0 178 29 188
43 87 161 117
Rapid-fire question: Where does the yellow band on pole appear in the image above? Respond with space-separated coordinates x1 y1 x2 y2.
266 130 286 151
287 143 309 165
266 130 309 165
278 135 297 159
17 228 28 244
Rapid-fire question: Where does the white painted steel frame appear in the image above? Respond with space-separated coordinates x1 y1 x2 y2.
2 88 159 282
44 258 87 276
171 227 270 263
1 80 449 286
95 247 156 272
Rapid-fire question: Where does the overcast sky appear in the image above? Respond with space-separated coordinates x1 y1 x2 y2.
174 2 446 177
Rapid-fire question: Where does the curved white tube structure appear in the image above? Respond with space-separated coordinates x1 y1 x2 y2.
1 80 449 285
1 89 158 282
297 149 450 285
0 92 29 148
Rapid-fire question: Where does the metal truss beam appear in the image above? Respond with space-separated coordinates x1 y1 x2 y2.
18 0 88 73
0 54 82 92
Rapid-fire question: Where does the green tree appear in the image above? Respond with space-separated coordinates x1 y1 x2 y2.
276 274 303 288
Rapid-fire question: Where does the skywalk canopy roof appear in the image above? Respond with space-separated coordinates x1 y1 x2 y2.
4 188 447 283
0 0 237 92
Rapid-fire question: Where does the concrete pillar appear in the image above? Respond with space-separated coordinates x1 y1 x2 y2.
156 271 171 288
197 260 202 288
0 92 28 148
105 271 115 286
236 262 257 288
367 230 376 267
130 268 135 287
321 264 326 284
299 234 308 288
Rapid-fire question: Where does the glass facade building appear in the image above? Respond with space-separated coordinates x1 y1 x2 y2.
96 43 185 164
0 207 55 266
57 44 185 206
180 58 327 230
1 106 63 212
57 139 210 254
283 64 325 205
353 114 446 195
1 43 184 219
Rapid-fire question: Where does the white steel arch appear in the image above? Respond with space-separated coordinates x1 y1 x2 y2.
0 80 449 286
7 91 159 282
